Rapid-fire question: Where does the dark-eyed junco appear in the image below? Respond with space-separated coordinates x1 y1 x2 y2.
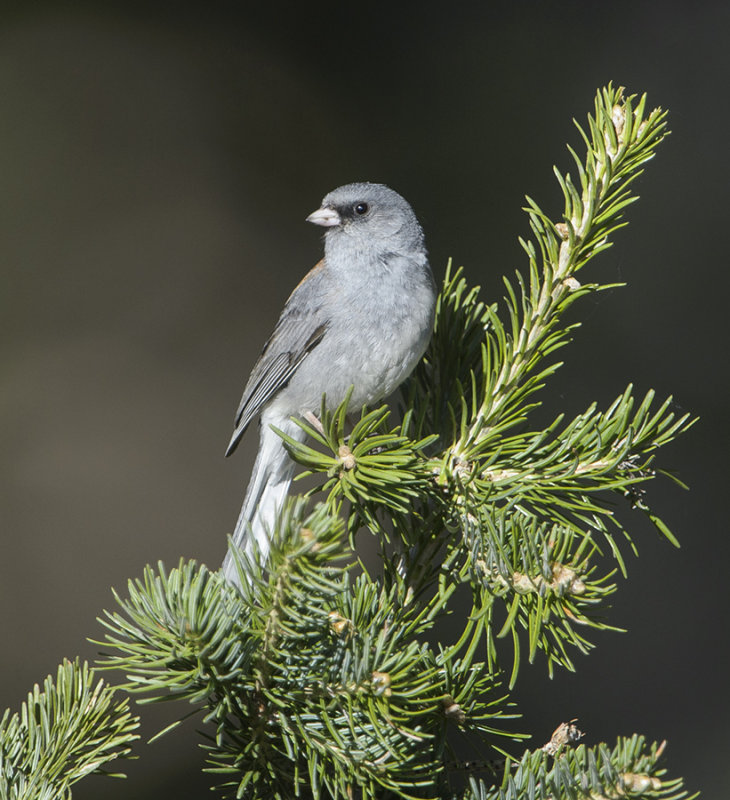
222 183 435 585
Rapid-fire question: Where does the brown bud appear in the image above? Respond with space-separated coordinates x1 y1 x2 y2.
371 671 392 697
442 695 466 724
338 445 356 470
621 773 662 792
328 611 351 636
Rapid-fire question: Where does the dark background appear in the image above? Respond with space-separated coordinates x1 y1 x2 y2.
1 2 727 797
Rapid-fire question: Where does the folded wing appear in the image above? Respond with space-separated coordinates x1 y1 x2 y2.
225 304 328 457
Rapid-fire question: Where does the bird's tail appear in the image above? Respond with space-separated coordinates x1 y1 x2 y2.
222 417 305 586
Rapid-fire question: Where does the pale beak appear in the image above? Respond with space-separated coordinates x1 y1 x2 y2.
306 206 341 227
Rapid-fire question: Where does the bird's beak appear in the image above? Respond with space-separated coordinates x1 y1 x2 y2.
306 206 341 227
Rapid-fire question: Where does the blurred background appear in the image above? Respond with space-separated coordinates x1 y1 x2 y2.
1 1 727 797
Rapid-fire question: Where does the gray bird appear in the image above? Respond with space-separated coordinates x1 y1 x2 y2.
223 182 435 585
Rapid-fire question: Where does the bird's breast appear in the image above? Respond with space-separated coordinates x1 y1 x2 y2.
269 253 435 417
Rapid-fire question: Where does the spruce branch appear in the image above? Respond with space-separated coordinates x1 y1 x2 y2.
278 396 437 535
464 735 696 800
89 85 696 799
273 85 692 677
99 501 517 799
439 86 674 468
0 659 139 800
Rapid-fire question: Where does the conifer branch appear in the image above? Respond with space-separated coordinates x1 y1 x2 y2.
465 735 697 800
85 85 696 799
98 502 517 799
278 85 693 678
0 659 138 800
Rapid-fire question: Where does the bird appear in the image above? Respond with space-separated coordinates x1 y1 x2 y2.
222 182 435 585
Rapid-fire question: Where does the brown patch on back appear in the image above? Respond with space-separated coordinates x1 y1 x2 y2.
290 259 326 298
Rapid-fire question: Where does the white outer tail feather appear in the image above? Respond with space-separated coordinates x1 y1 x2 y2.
222 417 306 586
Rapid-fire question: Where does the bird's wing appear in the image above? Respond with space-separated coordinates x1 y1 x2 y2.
225 279 329 456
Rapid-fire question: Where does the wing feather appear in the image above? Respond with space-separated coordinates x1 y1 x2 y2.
225 318 327 456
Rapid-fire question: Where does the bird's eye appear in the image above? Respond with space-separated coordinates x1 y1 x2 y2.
354 202 369 215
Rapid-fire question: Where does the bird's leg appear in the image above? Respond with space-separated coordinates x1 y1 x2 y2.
303 410 355 467
303 410 326 436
